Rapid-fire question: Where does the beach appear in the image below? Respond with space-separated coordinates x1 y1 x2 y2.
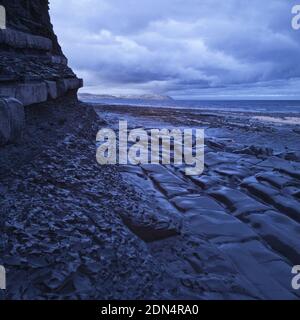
1 0 300 304
94 102 300 299
1 98 300 299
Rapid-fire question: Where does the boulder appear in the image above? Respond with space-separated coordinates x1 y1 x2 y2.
0 97 24 146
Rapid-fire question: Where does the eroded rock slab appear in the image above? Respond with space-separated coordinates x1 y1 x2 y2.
0 97 24 145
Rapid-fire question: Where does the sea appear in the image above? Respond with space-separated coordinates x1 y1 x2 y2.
79 97 300 114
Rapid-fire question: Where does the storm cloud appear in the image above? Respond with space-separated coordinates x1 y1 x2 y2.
50 0 300 99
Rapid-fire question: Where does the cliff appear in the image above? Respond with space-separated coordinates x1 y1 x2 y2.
0 0 82 145
0 0 82 103
0 0 63 55
0 2 168 300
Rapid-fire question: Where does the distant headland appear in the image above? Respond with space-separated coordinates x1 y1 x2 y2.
79 93 174 101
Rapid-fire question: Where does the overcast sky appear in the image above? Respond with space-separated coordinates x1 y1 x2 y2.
50 0 300 99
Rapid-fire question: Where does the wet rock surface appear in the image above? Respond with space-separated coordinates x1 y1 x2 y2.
0 98 174 299
1 99 300 299
94 104 300 300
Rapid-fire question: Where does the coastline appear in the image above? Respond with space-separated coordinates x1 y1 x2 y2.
1 99 300 299
0 98 174 299
95 102 300 299
93 103 300 153
1 0 300 304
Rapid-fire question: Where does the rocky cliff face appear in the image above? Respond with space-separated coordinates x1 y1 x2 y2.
0 0 63 55
0 0 82 145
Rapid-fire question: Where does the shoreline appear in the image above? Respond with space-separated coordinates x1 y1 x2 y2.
90 100 300 118
82 100 300 117
95 102 300 299
1 99 300 299
90 102 300 126
0 97 174 299
94 103 300 153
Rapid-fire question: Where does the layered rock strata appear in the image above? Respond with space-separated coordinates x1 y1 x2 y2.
0 0 82 145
